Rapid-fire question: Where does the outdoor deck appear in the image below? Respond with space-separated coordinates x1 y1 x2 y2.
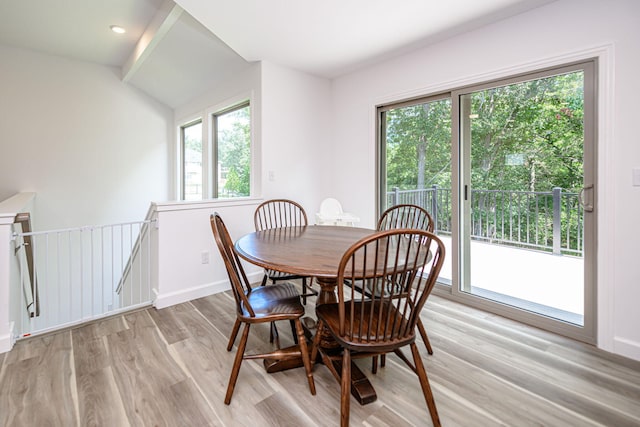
437 235 583 324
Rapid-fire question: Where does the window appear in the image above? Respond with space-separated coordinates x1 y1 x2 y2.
178 100 251 200
180 120 203 201
212 102 251 198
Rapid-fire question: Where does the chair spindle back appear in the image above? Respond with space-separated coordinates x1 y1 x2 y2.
254 199 308 231
377 204 434 232
336 229 444 344
210 213 255 317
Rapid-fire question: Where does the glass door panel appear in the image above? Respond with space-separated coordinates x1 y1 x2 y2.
459 69 589 326
379 96 452 284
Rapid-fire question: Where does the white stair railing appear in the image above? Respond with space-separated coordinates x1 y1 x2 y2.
12 218 156 338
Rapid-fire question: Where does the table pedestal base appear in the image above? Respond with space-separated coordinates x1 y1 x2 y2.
262 344 377 405
262 274 378 406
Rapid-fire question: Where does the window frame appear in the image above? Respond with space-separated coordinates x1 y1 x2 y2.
176 96 253 201
179 118 203 201
211 100 251 199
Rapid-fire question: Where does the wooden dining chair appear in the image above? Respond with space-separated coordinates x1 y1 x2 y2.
377 204 436 358
311 228 445 427
210 213 316 404
377 203 434 233
254 199 317 305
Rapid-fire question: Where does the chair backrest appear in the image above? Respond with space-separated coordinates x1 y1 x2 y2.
335 228 445 345
254 199 308 231
377 204 434 232
210 213 256 317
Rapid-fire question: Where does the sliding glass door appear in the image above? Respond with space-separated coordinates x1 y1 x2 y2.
378 60 597 343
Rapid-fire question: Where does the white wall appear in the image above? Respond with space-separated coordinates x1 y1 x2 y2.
260 61 333 216
158 62 334 306
0 45 173 230
153 199 263 309
329 0 640 359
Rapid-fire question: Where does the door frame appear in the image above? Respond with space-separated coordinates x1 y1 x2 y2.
447 60 597 344
376 59 599 344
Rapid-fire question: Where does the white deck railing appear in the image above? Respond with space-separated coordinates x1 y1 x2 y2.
12 218 155 338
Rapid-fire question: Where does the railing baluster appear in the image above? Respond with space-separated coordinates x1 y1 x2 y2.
67 231 71 324
111 226 115 310
140 223 144 304
431 185 438 233
130 223 133 305
56 232 61 325
528 193 531 245
45 234 49 329
90 227 94 318
552 187 561 255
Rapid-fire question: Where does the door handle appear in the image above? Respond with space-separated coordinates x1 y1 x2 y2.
578 184 594 212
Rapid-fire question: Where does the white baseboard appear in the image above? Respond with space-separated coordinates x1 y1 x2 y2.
0 321 15 354
154 281 228 309
153 271 262 309
613 336 640 362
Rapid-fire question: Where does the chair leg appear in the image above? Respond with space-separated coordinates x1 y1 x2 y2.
410 342 440 427
417 318 433 355
371 352 386 373
310 321 324 366
290 319 299 344
341 349 351 427
301 277 308 305
227 318 241 351
372 318 430 371
261 273 268 286
295 318 316 395
371 355 378 374
270 322 280 347
225 322 250 405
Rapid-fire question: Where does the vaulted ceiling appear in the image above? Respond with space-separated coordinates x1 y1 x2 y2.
0 0 555 108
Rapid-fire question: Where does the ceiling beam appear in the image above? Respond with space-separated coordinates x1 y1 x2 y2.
121 0 184 82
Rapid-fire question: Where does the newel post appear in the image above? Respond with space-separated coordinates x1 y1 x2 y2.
392 187 400 206
431 185 439 233
552 187 562 255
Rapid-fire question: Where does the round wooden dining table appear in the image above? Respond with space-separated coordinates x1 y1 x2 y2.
235 225 375 303
234 224 379 405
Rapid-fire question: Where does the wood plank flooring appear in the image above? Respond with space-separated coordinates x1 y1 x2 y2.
1 283 640 426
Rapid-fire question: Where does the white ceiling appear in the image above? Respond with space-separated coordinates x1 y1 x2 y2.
176 0 555 78
0 0 166 67
0 0 554 108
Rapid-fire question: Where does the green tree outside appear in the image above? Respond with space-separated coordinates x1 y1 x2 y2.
383 71 585 253
218 105 251 197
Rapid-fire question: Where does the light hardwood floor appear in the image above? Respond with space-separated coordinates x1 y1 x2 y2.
1 284 640 426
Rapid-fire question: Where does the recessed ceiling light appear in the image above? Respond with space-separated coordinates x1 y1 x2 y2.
110 25 126 34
